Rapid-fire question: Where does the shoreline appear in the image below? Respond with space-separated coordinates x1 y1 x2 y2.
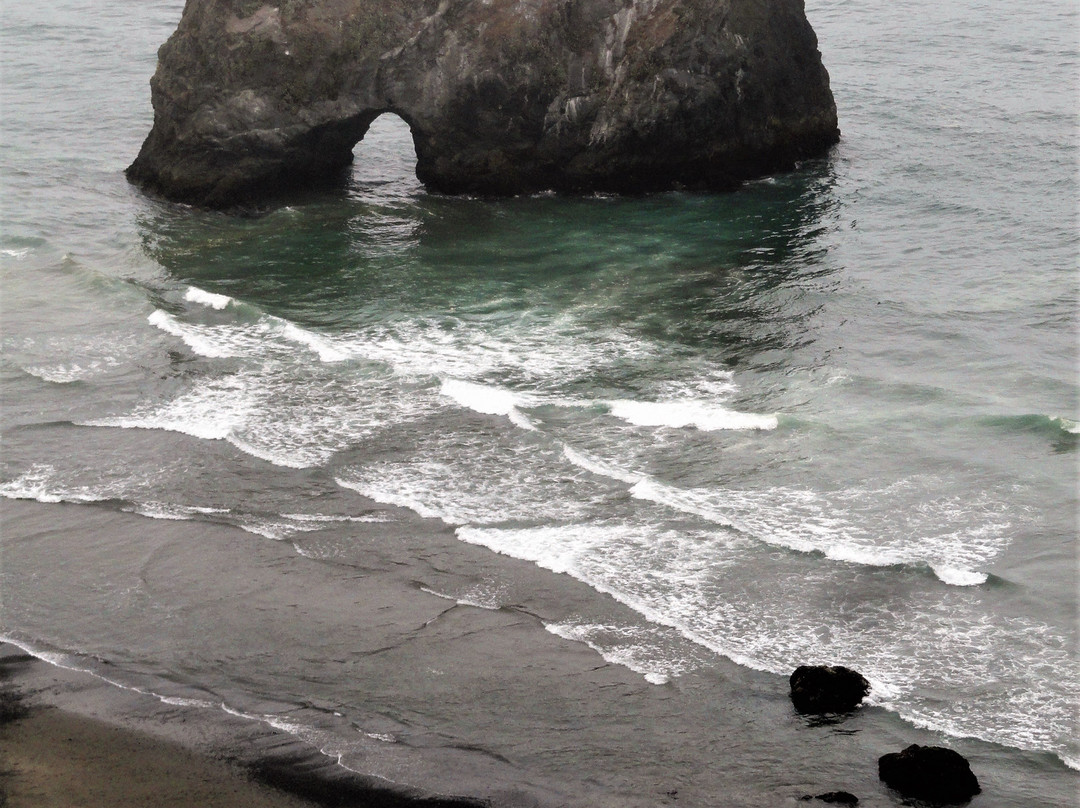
2 497 1077 808
0 644 486 808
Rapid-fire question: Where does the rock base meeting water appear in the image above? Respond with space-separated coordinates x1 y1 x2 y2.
126 0 839 206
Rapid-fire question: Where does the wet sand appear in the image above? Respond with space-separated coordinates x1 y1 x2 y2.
0 646 483 808
1 646 300 808
2 498 1075 808
0 703 312 808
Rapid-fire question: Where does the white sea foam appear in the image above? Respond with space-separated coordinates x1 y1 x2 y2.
862 675 903 706
1056 416 1080 434
159 695 215 707
276 319 350 363
545 622 695 685
561 445 643 485
42 276 1066 763
184 285 234 310
419 586 503 611
219 702 388 779
2 468 240 530
124 501 225 521
335 316 656 386
85 374 253 442
237 519 298 540
364 732 397 743
22 362 102 383
226 433 316 469
0 465 108 504
237 510 391 540
331 408 624 528
148 309 238 358
606 398 778 431
149 306 352 365
336 452 595 525
0 637 70 669
84 360 426 470
280 512 392 524
221 705 318 745
454 522 764 674
233 512 396 557
629 478 739 529
629 476 1006 582
336 474 455 522
439 378 537 430
455 521 1076 764
0 247 31 258
930 565 988 586
657 370 738 399
335 435 606 526
222 384 415 467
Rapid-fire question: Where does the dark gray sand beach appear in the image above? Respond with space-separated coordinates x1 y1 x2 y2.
2 499 1075 807
0 643 488 808
0 650 313 808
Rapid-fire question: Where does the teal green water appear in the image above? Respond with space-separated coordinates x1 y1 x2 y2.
1 0 1077 802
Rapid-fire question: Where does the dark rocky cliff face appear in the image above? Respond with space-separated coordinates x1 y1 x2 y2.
127 0 839 207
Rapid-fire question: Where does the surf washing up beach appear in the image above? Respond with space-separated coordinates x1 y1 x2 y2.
1 0 1077 806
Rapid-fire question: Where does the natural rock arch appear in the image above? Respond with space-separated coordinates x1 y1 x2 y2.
127 0 839 208
334 108 425 179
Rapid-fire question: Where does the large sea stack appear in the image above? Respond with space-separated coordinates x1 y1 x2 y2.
127 0 839 208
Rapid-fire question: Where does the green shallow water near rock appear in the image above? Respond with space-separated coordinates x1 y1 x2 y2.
0 0 1077 805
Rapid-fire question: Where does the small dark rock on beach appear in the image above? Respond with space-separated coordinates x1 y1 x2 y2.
789 665 870 714
800 791 859 805
878 744 981 804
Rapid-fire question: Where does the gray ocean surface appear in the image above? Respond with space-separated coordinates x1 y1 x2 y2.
1 1 1077 805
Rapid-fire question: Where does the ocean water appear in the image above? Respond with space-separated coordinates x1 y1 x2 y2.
1 1 1077 805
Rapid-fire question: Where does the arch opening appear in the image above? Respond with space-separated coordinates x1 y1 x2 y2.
349 111 422 197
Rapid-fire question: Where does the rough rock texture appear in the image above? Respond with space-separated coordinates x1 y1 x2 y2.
789 665 870 714
878 745 981 805
127 0 838 207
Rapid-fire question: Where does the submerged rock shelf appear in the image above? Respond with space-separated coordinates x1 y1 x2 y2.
127 0 839 207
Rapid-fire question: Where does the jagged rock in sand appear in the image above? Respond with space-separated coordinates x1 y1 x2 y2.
127 0 839 208
789 665 870 714
878 744 981 804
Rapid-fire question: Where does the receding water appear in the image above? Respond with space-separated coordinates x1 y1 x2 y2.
1 1 1077 805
